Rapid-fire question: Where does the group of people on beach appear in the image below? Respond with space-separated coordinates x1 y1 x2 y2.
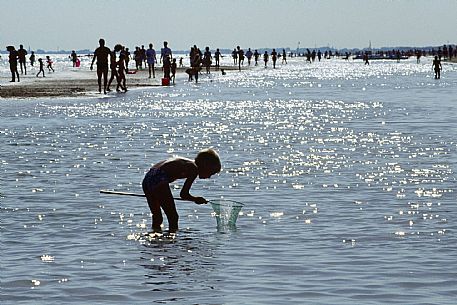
5 45 54 81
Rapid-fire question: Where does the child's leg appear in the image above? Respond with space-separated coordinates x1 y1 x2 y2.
143 184 164 232
153 183 179 232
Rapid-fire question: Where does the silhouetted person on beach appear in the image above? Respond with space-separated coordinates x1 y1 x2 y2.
7 46 19 82
90 38 111 94
29 51 36 66
18 45 27 75
282 49 287 64
107 51 119 92
171 58 177 84
432 56 442 79
146 43 157 78
203 46 212 74
163 54 171 79
245 48 253 66
263 51 269 68
254 50 260 66
46 56 55 72
271 49 277 69
237 46 244 71
214 48 221 68
363 52 369 65
232 48 238 65
70 50 78 67
36 58 45 77
160 41 172 63
117 53 127 92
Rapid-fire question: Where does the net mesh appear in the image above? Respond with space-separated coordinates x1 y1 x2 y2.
209 199 244 229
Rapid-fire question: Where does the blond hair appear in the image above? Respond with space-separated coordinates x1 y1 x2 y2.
195 148 221 172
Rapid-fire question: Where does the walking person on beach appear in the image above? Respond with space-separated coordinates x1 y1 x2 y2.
7 46 20 82
146 43 157 78
90 38 111 94
106 51 119 92
116 53 127 92
36 58 45 77
18 45 28 75
46 56 55 72
142 148 221 233
432 56 442 79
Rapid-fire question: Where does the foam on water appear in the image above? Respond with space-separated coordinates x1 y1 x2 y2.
1 57 457 304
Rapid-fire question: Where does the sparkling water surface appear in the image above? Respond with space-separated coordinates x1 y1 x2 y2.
1 57 457 304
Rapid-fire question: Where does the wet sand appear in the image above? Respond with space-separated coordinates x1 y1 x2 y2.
0 66 240 99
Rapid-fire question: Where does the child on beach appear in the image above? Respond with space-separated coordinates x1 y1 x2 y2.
171 58 177 84
142 148 221 232
46 56 55 72
36 58 45 77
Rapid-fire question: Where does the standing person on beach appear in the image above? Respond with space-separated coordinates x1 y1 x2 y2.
245 48 253 66
203 46 212 74
18 45 28 75
237 46 244 71
7 46 20 82
29 51 36 67
432 56 442 79
232 48 238 65
90 38 111 94
171 58 177 84
254 50 260 66
160 41 172 63
282 49 287 64
263 51 269 68
271 49 277 69
70 50 78 67
146 43 157 78
214 48 222 69
163 54 171 79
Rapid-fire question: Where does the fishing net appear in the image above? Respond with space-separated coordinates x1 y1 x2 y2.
209 199 244 229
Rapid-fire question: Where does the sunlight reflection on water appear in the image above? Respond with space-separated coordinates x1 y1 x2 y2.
1 57 457 304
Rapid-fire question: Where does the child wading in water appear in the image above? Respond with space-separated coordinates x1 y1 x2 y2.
142 148 221 232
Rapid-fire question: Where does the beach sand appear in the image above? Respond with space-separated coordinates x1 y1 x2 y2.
0 66 240 99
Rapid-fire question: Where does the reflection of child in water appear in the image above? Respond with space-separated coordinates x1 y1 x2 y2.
142 148 221 232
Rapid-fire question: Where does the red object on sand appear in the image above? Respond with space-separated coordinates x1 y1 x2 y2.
127 70 137 74
161 78 170 86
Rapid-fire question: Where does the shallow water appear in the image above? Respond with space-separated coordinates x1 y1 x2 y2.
1 57 457 304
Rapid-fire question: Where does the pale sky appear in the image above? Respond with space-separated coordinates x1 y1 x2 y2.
1 0 456 51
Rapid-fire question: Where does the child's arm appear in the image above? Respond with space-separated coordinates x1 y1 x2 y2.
180 175 207 204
